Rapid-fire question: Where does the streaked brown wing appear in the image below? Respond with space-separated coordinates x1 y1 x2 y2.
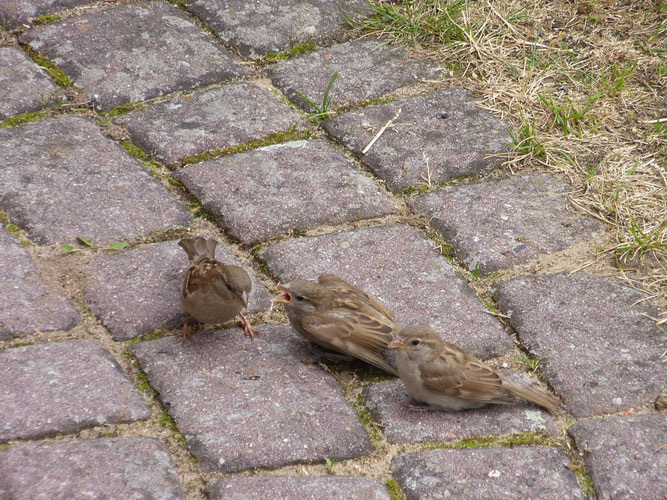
318 274 395 322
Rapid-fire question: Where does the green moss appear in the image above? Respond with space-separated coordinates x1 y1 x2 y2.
262 41 315 64
0 443 12 450
1 110 48 128
126 330 168 348
386 479 406 500
353 393 383 443
11 341 34 348
25 47 73 88
167 177 185 188
158 409 187 446
135 372 153 394
33 14 62 25
400 185 429 196
105 101 146 117
448 432 557 449
119 140 147 159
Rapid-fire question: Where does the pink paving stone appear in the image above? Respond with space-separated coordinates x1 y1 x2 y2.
259 224 512 359
494 272 665 417
83 240 271 341
0 340 150 443
0 437 184 499
0 225 79 340
173 140 397 246
132 326 373 473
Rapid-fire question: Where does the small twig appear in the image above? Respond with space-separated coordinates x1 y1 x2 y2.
362 108 401 154
420 153 433 188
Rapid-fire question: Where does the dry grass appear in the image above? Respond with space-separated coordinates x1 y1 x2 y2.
356 0 666 311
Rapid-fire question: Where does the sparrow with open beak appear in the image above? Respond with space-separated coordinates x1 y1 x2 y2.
388 326 560 413
273 274 398 375
178 237 255 340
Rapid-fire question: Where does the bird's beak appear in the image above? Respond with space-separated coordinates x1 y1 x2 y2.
387 338 409 350
271 284 292 305
240 290 249 309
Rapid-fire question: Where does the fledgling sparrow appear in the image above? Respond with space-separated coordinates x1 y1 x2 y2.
273 274 399 375
388 326 560 413
178 237 256 340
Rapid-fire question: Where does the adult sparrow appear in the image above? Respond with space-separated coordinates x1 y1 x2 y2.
178 237 255 340
388 326 560 413
273 274 398 375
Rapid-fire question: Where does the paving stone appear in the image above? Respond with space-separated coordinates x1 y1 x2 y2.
0 46 66 119
322 89 510 192
0 437 184 499
0 116 192 245
494 272 665 417
174 140 397 245
0 340 150 442
364 378 556 445
0 225 80 340
392 446 583 499
409 174 605 273
114 83 306 165
0 0 95 29
259 224 512 358
267 38 442 112
568 414 666 500
210 476 390 500
183 0 368 60
20 1 244 112
132 325 372 472
84 240 271 341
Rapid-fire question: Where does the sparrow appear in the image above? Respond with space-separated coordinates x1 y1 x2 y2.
272 274 399 375
388 326 561 413
178 237 256 340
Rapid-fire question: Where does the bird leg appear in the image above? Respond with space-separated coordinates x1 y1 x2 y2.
238 311 257 339
179 313 192 342
402 401 435 412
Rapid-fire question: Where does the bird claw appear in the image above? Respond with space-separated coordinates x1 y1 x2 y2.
238 312 257 339
179 314 192 342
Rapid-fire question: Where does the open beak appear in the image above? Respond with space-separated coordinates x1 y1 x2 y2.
271 284 292 305
387 338 409 350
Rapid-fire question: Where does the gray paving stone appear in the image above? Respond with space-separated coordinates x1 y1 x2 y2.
267 38 442 112
0 47 66 119
210 476 390 500
0 225 80 340
174 140 397 245
20 1 244 112
132 325 372 472
84 240 271 341
258 224 512 358
364 378 556 445
568 414 666 500
392 446 583 499
183 0 368 60
409 174 605 273
494 272 665 417
0 340 150 442
114 83 306 165
322 89 510 192
0 0 94 29
0 117 192 245
0 437 184 499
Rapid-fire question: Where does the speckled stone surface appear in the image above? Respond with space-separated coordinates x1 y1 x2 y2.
115 83 305 165
20 1 244 112
132 326 373 472
364 378 556 445
0 225 79 340
409 174 605 273
267 38 441 112
568 414 666 500
209 476 390 500
0 437 184 499
392 446 583 499
494 272 665 417
0 47 65 119
0 341 150 442
0 117 192 245
0 0 95 29
84 240 271 341
183 0 368 59
322 89 510 192
259 224 512 359
174 140 397 245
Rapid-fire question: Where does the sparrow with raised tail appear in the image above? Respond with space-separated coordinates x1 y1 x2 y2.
388 326 560 413
178 237 256 340
273 274 399 375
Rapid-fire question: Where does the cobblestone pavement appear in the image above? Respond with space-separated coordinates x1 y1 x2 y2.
1 1 664 499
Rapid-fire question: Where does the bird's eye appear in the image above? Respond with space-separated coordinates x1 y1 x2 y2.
295 295 304 301
411 339 420 346
226 283 233 291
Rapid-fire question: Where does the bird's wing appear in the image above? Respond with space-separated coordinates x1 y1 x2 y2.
301 311 398 375
318 274 395 322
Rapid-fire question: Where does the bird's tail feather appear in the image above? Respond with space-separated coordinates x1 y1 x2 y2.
178 237 218 263
503 378 561 413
